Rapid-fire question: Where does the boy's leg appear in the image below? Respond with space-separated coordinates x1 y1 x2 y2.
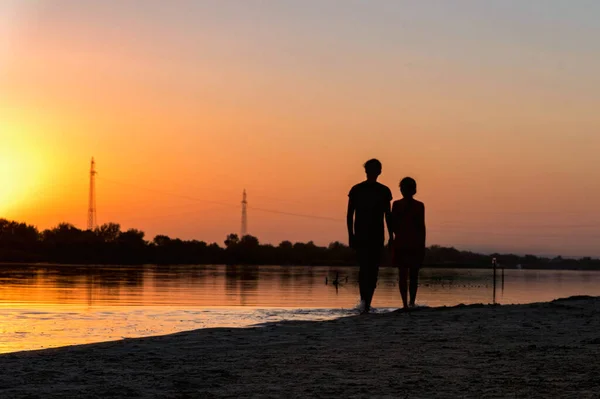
409 266 420 306
365 246 382 311
357 249 368 306
364 264 379 311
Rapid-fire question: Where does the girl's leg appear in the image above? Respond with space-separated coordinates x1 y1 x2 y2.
409 266 419 307
398 267 409 309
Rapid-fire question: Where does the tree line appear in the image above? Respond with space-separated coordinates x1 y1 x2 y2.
1 218 599 269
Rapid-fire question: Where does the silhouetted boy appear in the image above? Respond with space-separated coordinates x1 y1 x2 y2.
347 159 393 313
392 177 426 309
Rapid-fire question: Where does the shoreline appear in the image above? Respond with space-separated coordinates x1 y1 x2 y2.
3 261 600 272
1 296 599 398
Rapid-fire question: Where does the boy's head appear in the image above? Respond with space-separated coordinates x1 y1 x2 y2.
364 159 382 180
400 177 417 197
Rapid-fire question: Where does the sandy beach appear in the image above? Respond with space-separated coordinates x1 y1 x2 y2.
1 296 599 398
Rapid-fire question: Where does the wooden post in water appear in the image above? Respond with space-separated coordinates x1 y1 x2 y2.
501 261 505 292
492 257 497 304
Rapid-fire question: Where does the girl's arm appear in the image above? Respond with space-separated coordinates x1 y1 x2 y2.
385 201 393 246
419 204 426 249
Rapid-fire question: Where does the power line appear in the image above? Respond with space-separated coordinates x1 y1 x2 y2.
247 206 342 222
96 176 600 236
433 221 600 230
97 176 239 208
97 176 343 223
427 227 600 239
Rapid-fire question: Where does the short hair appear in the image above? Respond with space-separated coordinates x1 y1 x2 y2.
400 177 417 196
364 159 382 175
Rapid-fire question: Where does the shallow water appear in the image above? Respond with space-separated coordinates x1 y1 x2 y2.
1 264 600 353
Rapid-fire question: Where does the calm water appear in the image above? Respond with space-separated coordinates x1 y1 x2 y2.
1 264 600 353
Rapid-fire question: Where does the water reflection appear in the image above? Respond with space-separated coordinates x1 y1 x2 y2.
2 264 599 308
1 264 600 353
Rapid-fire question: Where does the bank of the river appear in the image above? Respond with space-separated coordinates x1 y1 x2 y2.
1 296 599 398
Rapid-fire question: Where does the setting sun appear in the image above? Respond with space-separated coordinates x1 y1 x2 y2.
0 132 47 215
0 150 28 213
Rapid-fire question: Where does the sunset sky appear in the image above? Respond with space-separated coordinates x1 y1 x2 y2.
1 1 599 256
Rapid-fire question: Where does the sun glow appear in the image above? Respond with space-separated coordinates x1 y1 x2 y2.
0 152 26 214
0 133 48 216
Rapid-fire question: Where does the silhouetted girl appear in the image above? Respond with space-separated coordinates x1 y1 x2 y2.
392 177 426 309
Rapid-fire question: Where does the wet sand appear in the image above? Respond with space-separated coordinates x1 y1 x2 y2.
1 296 599 398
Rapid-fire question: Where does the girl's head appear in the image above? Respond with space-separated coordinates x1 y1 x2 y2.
400 177 417 197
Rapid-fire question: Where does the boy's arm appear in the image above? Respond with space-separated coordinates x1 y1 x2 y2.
346 198 355 248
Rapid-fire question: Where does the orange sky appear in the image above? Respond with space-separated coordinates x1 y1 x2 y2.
1 1 599 256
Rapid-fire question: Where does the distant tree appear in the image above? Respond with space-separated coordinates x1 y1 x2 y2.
278 241 293 250
0 219 39 249
118 229 146 246
328 241 345 251
224 234 240 248
1 217 599 269
153 235 172 247
43 223 83 243
240 235 259 247
0 219 41 261
94 223 121 243
523 255 540 266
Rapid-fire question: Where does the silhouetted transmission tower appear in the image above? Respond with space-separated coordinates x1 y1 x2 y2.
241 189 247 237
87 157 97 230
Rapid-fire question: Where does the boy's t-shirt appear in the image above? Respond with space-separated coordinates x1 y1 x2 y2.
348 181 392 247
